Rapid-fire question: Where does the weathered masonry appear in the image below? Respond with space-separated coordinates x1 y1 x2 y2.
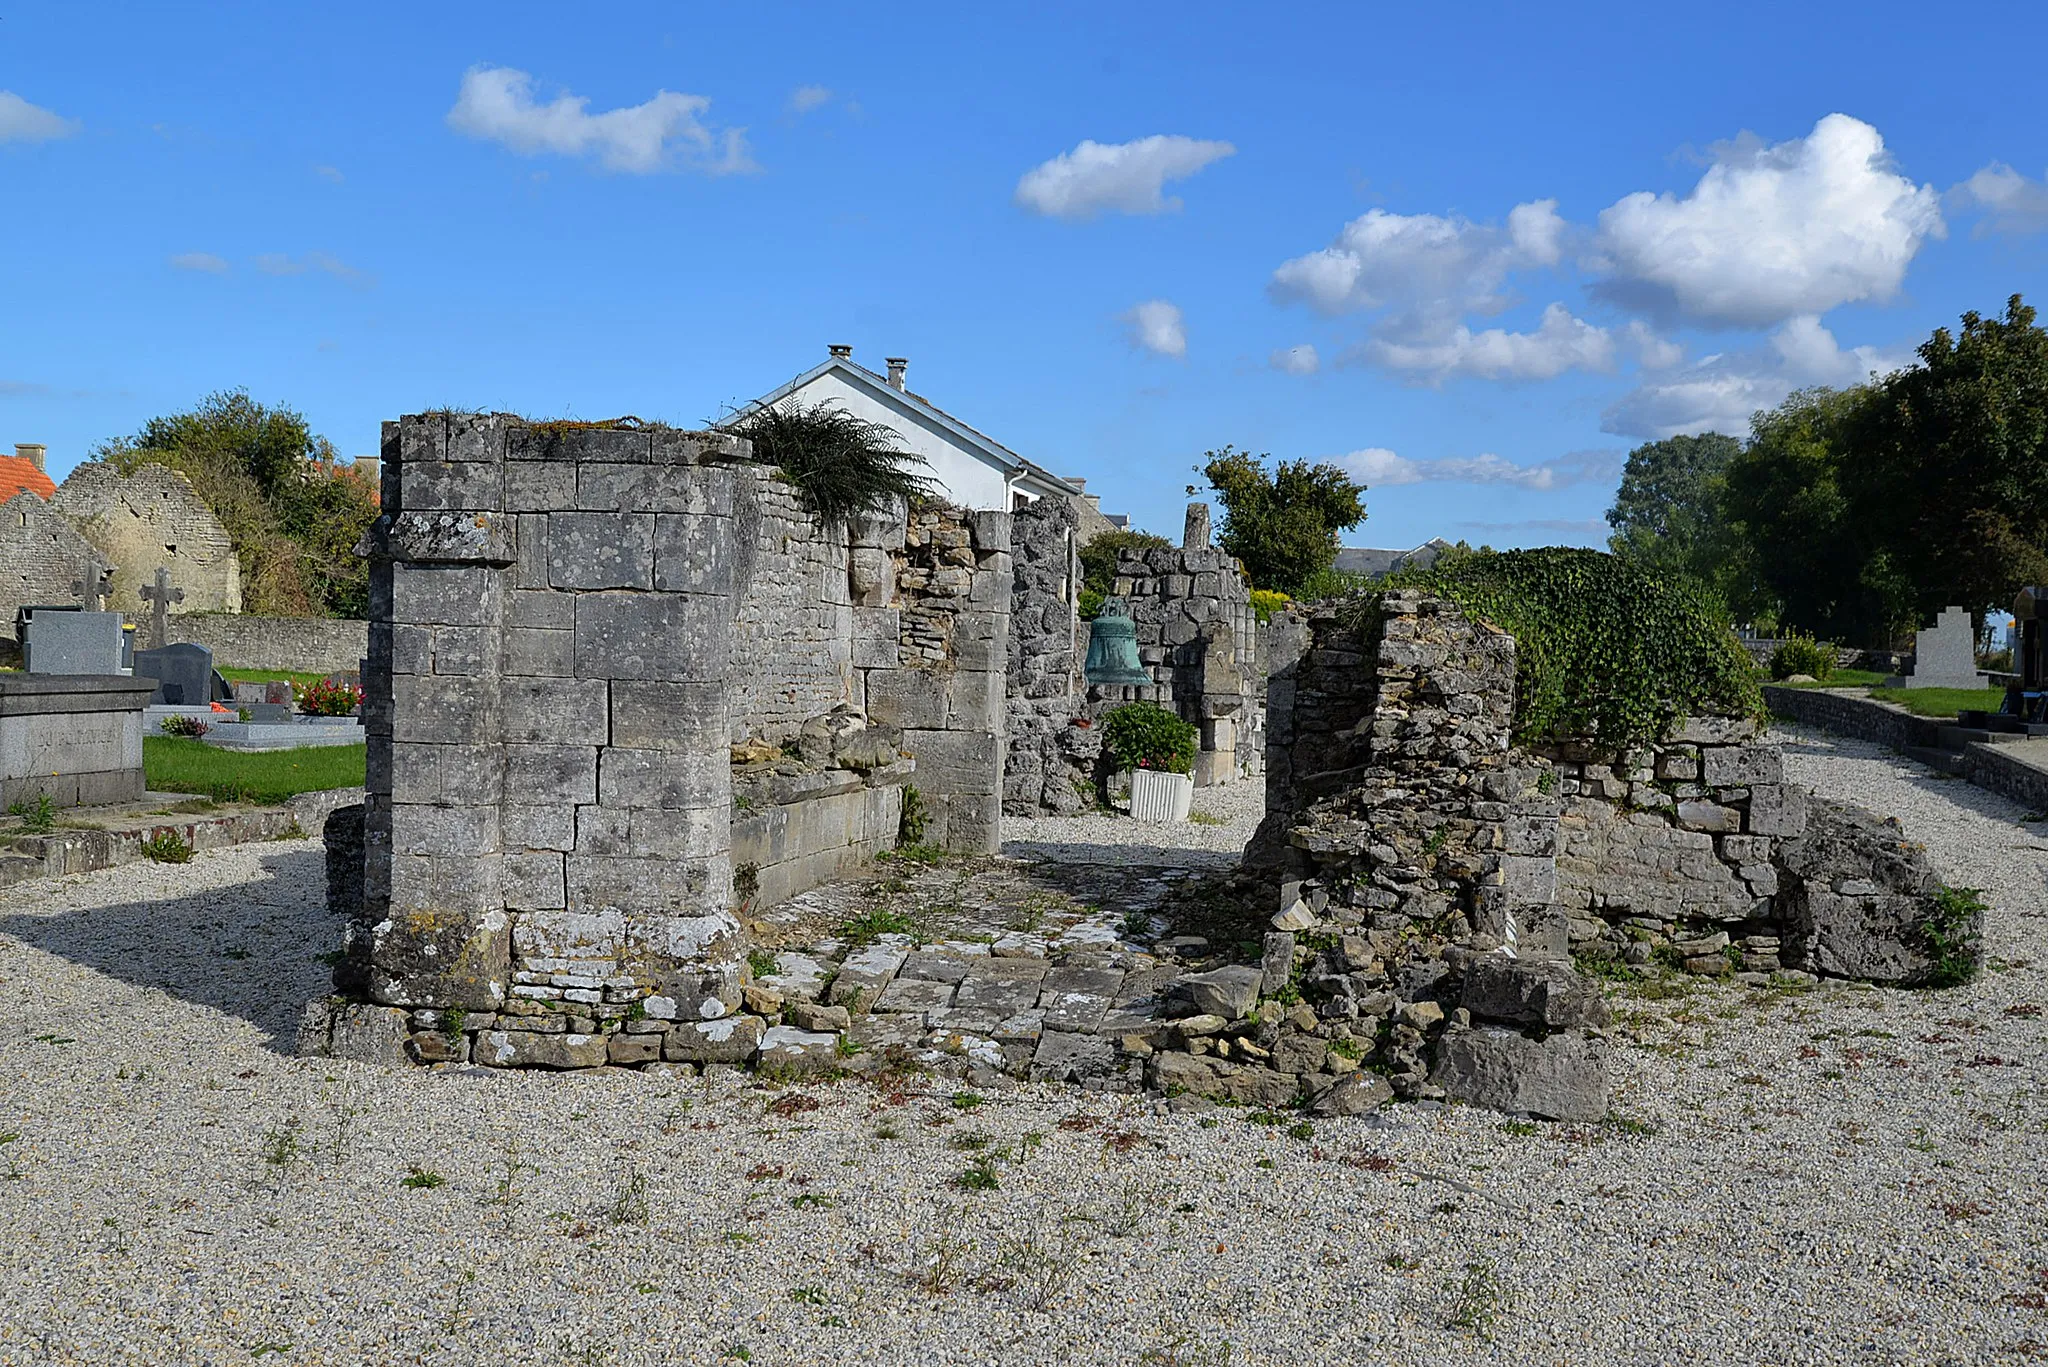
309 414 1011 1069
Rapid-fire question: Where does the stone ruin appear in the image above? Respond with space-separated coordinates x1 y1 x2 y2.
303 417 1975 1122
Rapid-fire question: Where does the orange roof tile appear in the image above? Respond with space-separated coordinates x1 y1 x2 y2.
0 455 55 503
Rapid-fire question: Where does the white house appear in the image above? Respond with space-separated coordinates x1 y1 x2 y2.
727 346 1081 512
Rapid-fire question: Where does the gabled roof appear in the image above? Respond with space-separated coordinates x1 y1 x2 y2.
0 455 55 504
1334 537 1455 578
731 356 1081 497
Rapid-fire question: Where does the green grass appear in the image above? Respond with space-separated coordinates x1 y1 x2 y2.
144 736 364 804
218 667 330 691
1866 686 2007 718
1772 668 1888 689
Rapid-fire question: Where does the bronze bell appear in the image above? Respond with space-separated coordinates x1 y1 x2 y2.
1084 597 1153 687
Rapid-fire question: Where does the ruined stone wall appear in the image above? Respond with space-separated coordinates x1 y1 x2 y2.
728 472 855 741
339 414 747 1071
52 461 242 617
1005 496 1097 815
165 612 369 673
0 491 105 640
1095 506 1261 785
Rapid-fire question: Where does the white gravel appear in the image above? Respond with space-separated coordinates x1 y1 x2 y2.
1002 778 1267 871
0 734 2043 1366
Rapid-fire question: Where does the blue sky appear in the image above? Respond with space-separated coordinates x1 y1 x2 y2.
3 2 2045 551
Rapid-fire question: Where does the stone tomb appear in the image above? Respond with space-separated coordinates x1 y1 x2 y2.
0 673 155 807
134 642 227 706
24 610 127 675
1898 605 1983 690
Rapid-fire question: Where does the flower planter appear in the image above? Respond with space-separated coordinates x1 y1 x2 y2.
1128 768 1194 823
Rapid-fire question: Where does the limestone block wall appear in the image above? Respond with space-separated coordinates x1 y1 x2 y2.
1005 496 1096 815
1096 509 1261 786
0 491 105 640
53 461 242 617
344 414 748 1070
728 472 857 740
165 613 370 673
732 773 905 912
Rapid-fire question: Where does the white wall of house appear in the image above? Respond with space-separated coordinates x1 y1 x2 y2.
780 370 1015 512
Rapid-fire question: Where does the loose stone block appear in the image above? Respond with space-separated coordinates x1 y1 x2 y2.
826 943 907 1008
755 1025 841 1074
873 976 956 1016
1430 1025 1608 1122
474 1030 609 1070
327 1004 412 1067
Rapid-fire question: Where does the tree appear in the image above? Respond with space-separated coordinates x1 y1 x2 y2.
96 389 378 617
1199 445 1366 596
1605 432 1740 590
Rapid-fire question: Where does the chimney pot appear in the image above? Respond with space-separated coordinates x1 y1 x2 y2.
828 344 853 360
886 357 908 390
14 443 45 471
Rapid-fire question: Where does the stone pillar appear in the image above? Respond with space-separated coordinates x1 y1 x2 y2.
1183 502 1211 550
354 415 748 1064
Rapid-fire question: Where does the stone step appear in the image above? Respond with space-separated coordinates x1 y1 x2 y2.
1903 745 1965 773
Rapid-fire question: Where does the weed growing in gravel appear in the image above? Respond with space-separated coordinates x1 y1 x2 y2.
401 1165 445 1189
951 1092 983 1110
999 1219 1095 1311
910 1232 969 1294
1187 810 1228 827
1499 1120 1539 1137
257 1118 304 1192
789 1285 827 1305
956 1155 1001 1191
609 1166 650 1225
8 794 55 834
0 1130 21 1180
839 906 919 945
1138 1331 1233 1366
1923 886 1986 987
1446 1258 1509 1338
747 948 780 980
1600 1112 1662 1139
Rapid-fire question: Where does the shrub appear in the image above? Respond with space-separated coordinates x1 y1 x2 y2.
726 399 935 525
1376 546 1762 748
1768 633 1835 681
1290 566 1375 602
1077 587 1105 621
1101 704 1198 775
1249 589 1290 623
160 715 212 738
295 677 363 717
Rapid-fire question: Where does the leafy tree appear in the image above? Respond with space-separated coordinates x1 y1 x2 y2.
95 389 377 617
1853 294 2048 625
1199 445 1366 596
1605 432 1740 590
729 399 934 524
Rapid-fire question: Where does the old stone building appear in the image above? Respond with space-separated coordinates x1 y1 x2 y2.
0 491 106 641
51 461 242 617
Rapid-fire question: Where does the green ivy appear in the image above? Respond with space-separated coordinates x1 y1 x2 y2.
1370 547 1763 747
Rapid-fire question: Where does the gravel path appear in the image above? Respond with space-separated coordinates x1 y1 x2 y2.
0 737 2043 1366
1001 777 1267 871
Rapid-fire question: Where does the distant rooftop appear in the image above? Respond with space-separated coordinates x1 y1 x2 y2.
1333 537 1455 579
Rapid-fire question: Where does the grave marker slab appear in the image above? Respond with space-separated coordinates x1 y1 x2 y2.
134 642 221 706
25 611 126 675
1904 606 1983 690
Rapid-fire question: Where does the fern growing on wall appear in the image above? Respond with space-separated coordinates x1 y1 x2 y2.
728 400 936 525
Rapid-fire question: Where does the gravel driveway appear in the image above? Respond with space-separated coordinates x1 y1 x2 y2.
0 735 2042 1366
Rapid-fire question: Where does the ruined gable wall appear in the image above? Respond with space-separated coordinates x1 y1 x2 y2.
0 491 102 639
1005 496 1096 815
52 461 242 617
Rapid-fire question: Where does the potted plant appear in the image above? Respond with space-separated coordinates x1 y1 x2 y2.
1101 703 1198 822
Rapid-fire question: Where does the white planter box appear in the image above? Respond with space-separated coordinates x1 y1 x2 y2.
1128 769 1194 823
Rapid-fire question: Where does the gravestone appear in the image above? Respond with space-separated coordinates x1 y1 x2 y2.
138 567 185 651
232 680 294 706
243 702 294 723
25 611 126 675
134 642 224 705
1904 606 1982 690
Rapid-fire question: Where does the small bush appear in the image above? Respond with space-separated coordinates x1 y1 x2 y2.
141 830 193 864
1249 589 1291 623
1923 886 1985 988
1077 587 1105 621
1768 633 1835 682
159 715 213 738
727 399 936 525
1101 704 1198 776
8 794 56 835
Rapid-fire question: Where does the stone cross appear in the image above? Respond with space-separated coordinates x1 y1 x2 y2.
139 566 185 650
70 555 112 610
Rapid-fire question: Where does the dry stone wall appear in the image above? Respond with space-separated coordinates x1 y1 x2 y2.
165 613 369 673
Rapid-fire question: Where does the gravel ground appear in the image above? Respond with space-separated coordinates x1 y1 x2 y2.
0 733 2044 1366
1001 778 1267 872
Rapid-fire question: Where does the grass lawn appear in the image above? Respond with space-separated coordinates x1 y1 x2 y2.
217 666 331 692
1771 668 1890 689
143 736 364 804
1865 686 2008 718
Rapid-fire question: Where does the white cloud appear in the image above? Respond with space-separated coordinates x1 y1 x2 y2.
1122 299 1186 358
1269 344 1319 375
1622 320 1684 369
1334 446 1620 491
1362 302 1615 382
1592 113 1943 328
253 251 372 286
169 252 229 274
788 85 832 114
0 91 77 143
1951 162 2048 236
1269 199 1565 318
447 65 752 175
1601 315 1908 439
315 164 345 183
1015 135 1235 219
